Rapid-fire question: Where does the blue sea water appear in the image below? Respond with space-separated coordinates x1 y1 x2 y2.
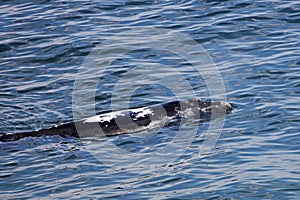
0 0 300 199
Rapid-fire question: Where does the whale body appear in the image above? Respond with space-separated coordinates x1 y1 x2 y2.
0 98 232 142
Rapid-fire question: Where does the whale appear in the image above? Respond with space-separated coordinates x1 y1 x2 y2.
0 98 232 142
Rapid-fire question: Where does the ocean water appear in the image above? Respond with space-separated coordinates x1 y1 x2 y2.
0 0 300 199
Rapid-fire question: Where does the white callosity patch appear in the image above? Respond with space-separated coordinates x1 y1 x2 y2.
130 107 153 121
83 107 153 123
178 107 199 118
83 110 126 123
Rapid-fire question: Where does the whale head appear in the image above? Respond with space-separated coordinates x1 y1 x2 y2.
198 99 232 114
193 99 232 120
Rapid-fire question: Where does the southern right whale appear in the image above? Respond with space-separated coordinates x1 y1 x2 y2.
0 98 232 142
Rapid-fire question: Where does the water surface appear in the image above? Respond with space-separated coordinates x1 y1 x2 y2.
0 0 300 199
